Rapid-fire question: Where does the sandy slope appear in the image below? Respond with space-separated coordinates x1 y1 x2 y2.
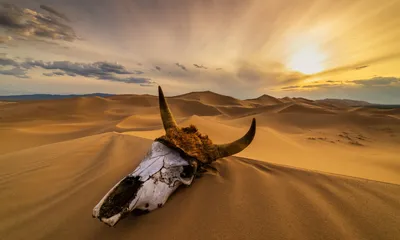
0 92 399 239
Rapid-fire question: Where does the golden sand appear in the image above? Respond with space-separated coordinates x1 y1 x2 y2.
0 92 399 239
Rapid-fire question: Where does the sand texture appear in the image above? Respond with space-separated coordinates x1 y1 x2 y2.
0 92 399 240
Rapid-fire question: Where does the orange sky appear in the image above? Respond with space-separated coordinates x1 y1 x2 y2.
1 0 400 103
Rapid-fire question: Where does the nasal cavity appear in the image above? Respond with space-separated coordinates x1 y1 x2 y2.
99 176 143 219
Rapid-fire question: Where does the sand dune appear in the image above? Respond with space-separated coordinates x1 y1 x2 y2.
174 91 245 106
280 96 295 103
245 94 283 106
276 103 336 114
0 133 399 240
0 92 399 239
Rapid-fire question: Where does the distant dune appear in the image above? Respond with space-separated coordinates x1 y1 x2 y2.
0 93 114 101
0 91 399 239
174 91 245 106
316 98 372 107
245 94 283 105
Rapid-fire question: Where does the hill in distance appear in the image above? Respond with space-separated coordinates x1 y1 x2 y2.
0 93 115 101
2 91 400 109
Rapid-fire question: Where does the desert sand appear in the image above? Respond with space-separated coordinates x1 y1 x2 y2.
0 91 399 240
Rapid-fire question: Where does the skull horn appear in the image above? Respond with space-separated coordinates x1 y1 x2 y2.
158 86 178 132
213 118 256 159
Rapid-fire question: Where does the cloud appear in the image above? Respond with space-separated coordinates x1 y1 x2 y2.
155 66 161 71
40 5 70 22
216 68 223 71
280 77 400 91
0 57 19 67
281 85 300 90
0 67 28 78
94 62 133 74
43 71 65 77
277 77 400 104
355 65 368 70
301 84 334 89
281 82 342 91
0 3 78 42
0 56 155 85
193 64 207 69
140 82 158 87
351 77 400 86
175 63 187 71
22 60 135 76
100 76 153 84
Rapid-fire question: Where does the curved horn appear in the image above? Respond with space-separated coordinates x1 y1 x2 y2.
158 86 178 132
214 118 256 159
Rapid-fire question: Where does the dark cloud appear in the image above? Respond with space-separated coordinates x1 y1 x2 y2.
155 66 161 71
302 84 334 89
0 57 19 67
281 82 344 91
134 70 144 74
140 82 157 87
66 72 77 77
351 77 400 86
94 62 133 74
281 77 400 91
0 67 28 78
281 85 299 90
99 76 152 84
279 78 400 104
40 5 70 22
0 3 78 42
43 71 65 77
175 63 187 71
22 60 135 77
0 56 154 85
355 65 369 70
193 64 207 69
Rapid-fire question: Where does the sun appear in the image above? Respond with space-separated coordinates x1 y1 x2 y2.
288 45 325 75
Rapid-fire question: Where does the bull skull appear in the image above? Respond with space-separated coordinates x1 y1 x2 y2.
92 86 256 226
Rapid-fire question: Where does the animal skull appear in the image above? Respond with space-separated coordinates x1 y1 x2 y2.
92 141 196 226
92 86 256 226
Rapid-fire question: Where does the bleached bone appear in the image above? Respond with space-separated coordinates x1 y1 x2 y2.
92 86 256 226
92 141 195 226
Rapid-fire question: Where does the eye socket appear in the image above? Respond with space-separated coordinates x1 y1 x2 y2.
180 160 198 179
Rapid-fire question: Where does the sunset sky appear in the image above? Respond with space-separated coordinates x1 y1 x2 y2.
1 0 400 103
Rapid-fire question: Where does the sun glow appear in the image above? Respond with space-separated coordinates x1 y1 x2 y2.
288 45 325 75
